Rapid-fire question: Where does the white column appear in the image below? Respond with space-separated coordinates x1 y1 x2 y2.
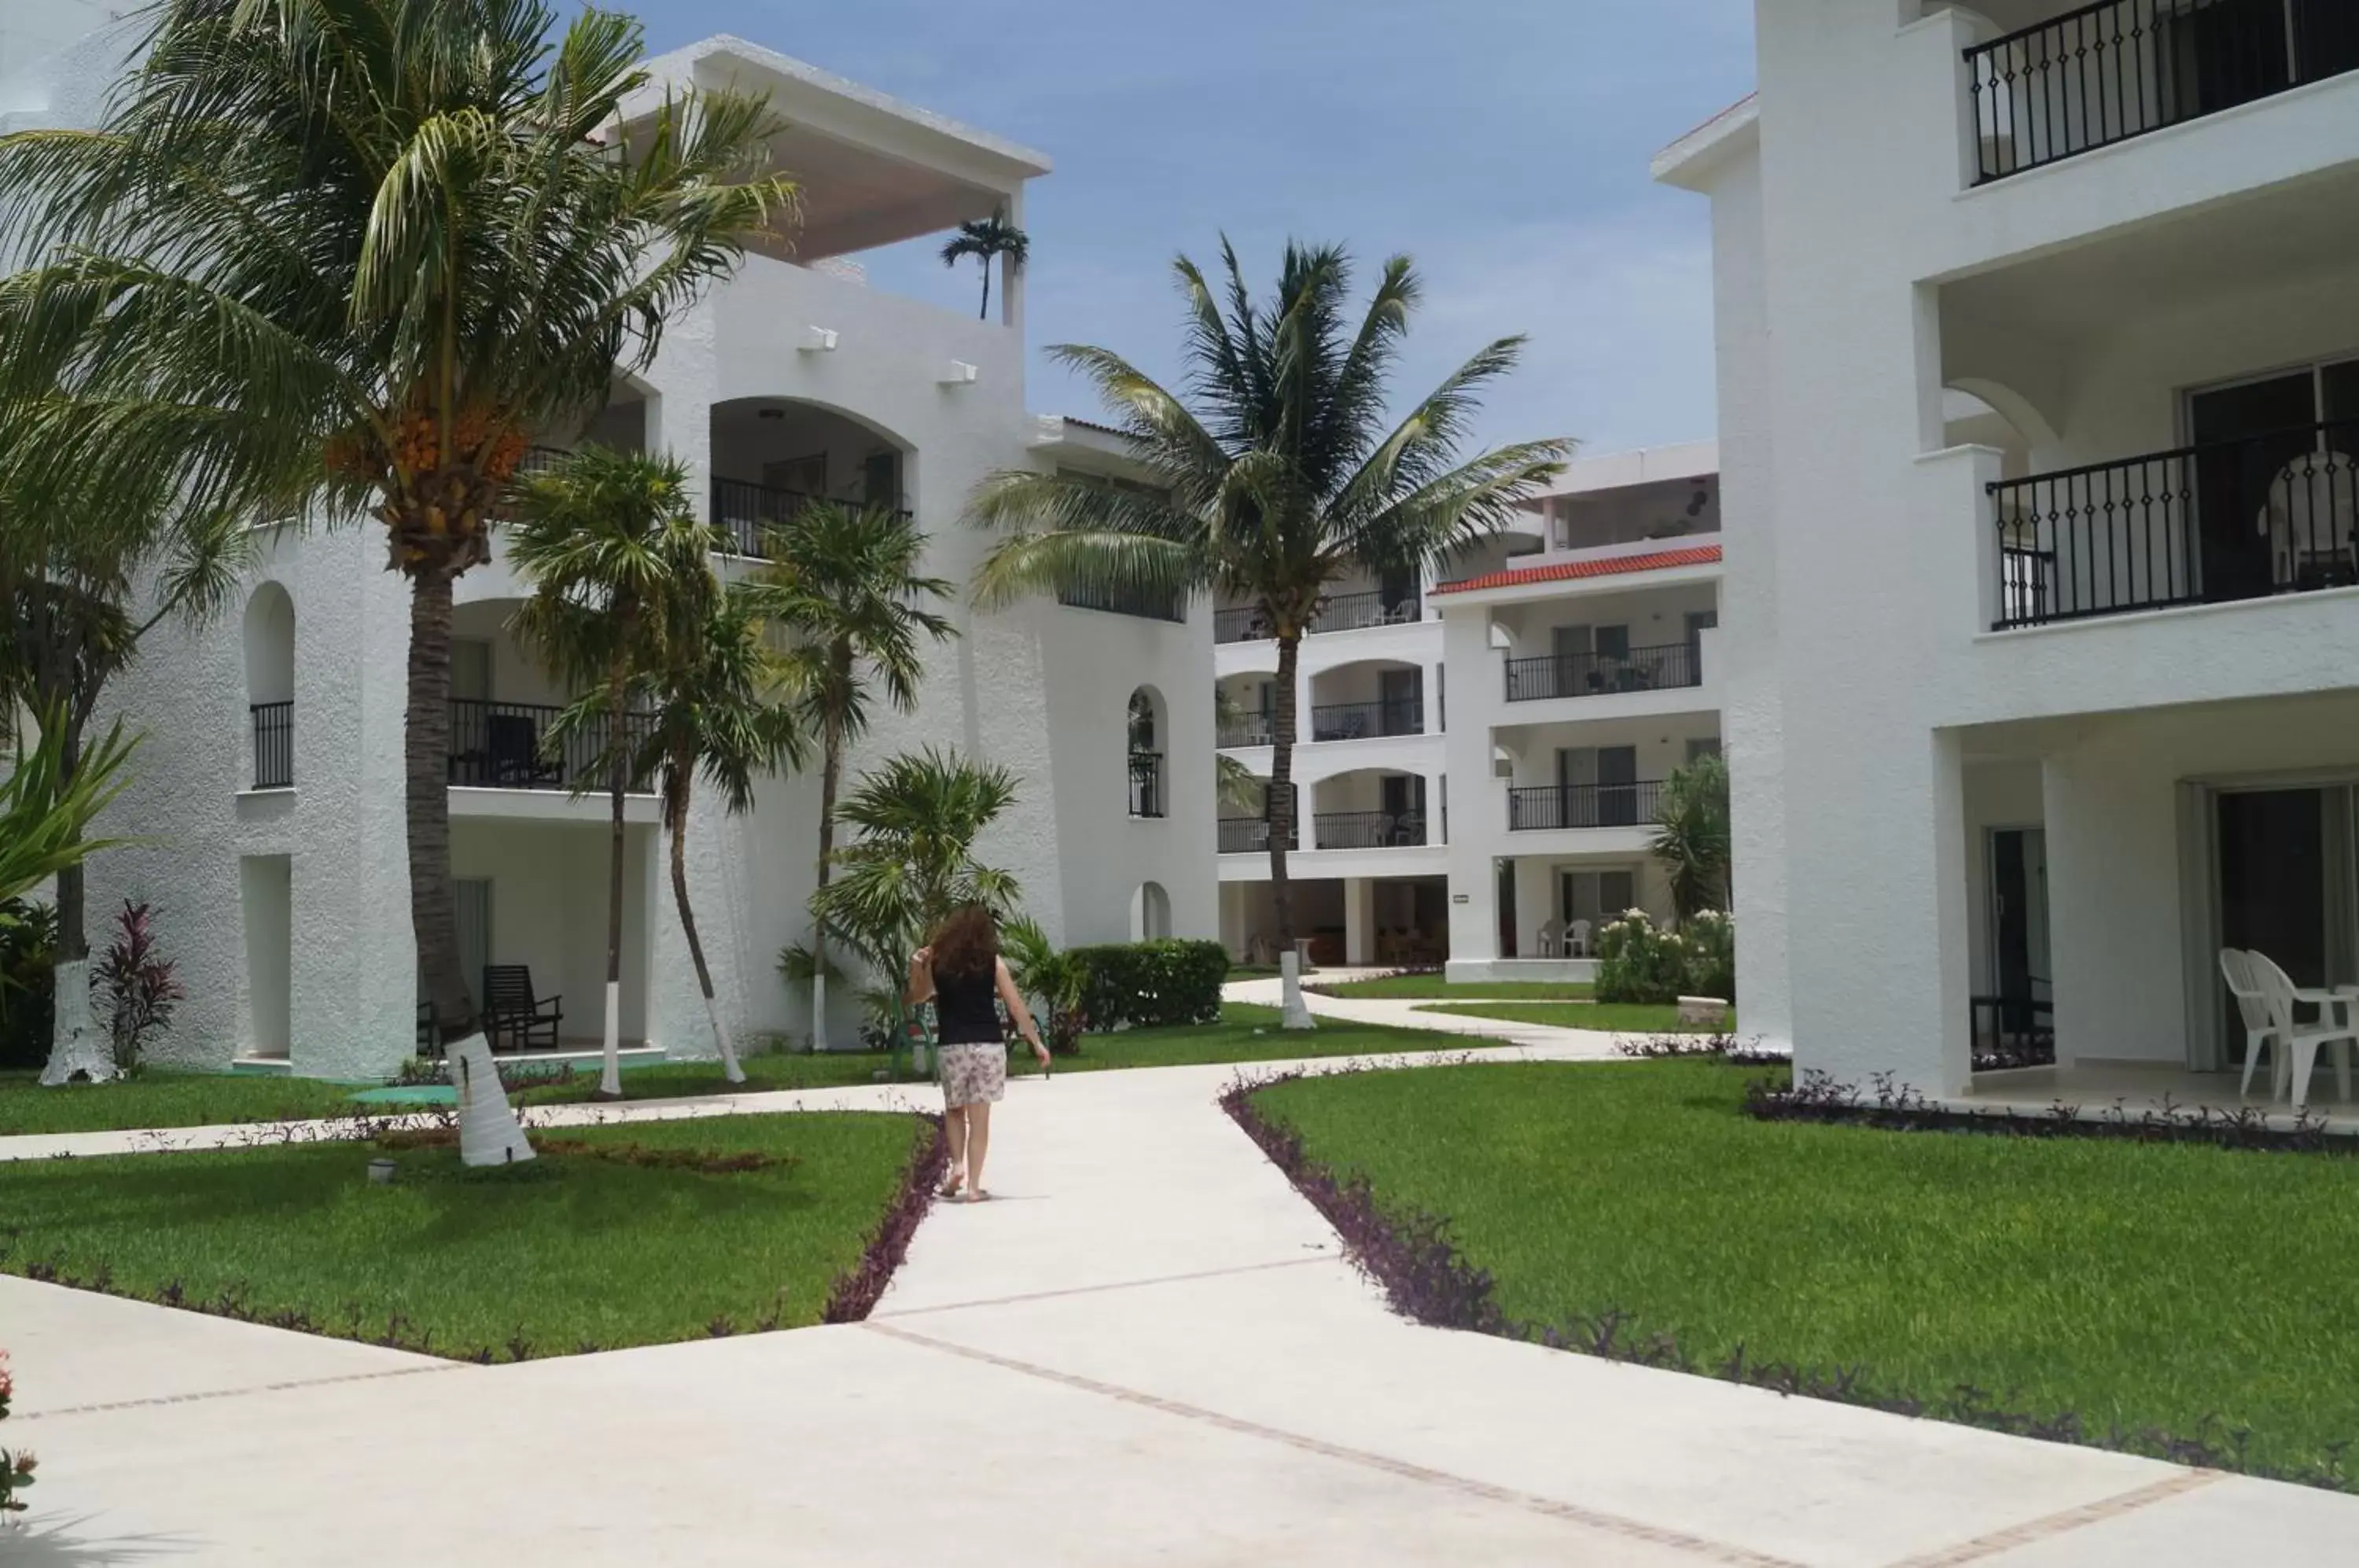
1424 657 1445 734
1424 770 1448 846
1447 859 1497 977
1344 877 1376 966
999 187 1027 334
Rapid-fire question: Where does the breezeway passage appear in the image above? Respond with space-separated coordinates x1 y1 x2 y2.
7 998 2357 1565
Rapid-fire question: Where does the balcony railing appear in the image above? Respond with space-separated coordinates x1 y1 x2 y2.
1507 780 1665 832
1059 582 1187 624
1504 642 1700 703
1212 591 1425 644
1988 419 2359 629
1967 0 2359 184
1218 818 1297 854
708 478 915 559
1128 752 1165 819
1313 810 1427 849
1309 699 1424 742
448 698 656 792
1217 715 1275 748
251 701 292 790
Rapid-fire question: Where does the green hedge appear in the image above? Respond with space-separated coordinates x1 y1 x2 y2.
1067 940 1228 1031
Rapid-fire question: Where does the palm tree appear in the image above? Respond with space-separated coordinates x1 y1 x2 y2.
967 241 1571 1025
1653 751 1731 923
940 215 1030 321
0 707 138 907
510 447 714 1100
747 502 955 1050
0 2 797 1110
797 748 1021 1027
632 585 807 1084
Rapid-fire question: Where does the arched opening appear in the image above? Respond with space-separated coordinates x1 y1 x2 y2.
1127 686 1167 819
1308 657 1426 741
242 582 295 790
1132 881 1172 941
708 396 915 558
1309 767 1430 850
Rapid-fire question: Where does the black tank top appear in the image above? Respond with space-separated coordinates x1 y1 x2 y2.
932 964 1004 1046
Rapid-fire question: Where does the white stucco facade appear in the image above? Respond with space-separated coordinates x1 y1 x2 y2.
1214 446 1725 977
51 31 1214 1077
1663 2 2359 1088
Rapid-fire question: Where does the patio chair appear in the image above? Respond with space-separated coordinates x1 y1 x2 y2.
1536 918 1562 957
2218 949 2286 1100
2244 950 2357 1112
480 965 563 1054
1567 918 1593 959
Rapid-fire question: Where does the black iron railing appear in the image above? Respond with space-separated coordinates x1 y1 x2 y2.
1309 699 1423 742
1211 591 1425 644
1312 810 1426 849
1128 752 1165 819
251 701 293 790
1058 582 1187 623
448 698 657 792
1988 419 2359 629
1507 779 1665 832
1504 642 1700 702
1217 716 1275 748
1218 818 1297 854
1966 0 2359 184
708 478 914 559
1213 605 1269 644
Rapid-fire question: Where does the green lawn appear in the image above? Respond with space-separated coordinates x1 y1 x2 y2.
1312 975 1595 1002
0 1006 1492 1136
0 1112 924 1356
1252 1059 2359 1482
1415 1000 1728 1033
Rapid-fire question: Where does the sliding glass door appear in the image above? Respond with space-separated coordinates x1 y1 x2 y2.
2214 785 2359 1062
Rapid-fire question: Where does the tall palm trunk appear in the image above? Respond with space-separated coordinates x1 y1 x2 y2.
596 648 631 1099
809 702 845 1051
978 263 992 322
668 772 745 1084
409 572 533 1163
1268 631 1312 1029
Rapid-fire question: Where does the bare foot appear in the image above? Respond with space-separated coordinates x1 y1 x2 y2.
966 1188 992 1203
937 1173 964 1199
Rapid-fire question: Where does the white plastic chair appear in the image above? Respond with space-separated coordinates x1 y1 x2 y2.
1536 918 1562 958
2219 948 2285 1100
1567 918 1593 959
2245 950 2357 1112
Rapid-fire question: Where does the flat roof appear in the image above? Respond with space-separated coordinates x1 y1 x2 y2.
1527 439 1719 503
1651 93 1758 191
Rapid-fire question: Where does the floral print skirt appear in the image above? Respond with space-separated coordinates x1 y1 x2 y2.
938 1041 1007 1109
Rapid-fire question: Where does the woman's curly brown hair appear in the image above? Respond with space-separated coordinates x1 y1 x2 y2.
927 904 999 982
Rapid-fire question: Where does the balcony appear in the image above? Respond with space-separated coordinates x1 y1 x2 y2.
1059 582 1187 624
1313 809 1427 849
708 477 915 559
1504 642 1701 703
1967 0 2359 184
1128 752 1165 819
1213 589 1425 645
1217 715 1275 749
1987 419 2358 629
1508 780 1665 833
1309 698 1424 743
250 701 293 790
1218 818 1297 854
448 699 655 793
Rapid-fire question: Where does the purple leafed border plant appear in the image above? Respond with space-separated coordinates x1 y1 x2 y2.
823 1113 950 1323
1221 1063 2353 1490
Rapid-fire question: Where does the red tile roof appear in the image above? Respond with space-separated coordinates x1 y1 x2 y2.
1432 543 1723 596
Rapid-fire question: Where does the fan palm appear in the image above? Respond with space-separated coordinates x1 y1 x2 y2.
939 215 1029 321
745 502 955 1049
0 0 797 1069
629 584 808 1084
1653 750 1731 923
968 240 1571 1025
510 447 716 1099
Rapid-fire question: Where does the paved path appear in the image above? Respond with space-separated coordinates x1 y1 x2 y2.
6 1037 2357 1561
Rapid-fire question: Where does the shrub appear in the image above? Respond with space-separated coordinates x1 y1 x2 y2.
92 900 184 1073
1065 940 1228 1032
0 900 57 1071
1594 911 1689 1004
1683 910 1735 1004
0 1348 31 1516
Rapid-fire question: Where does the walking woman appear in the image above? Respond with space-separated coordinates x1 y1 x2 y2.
907 904 1051 1202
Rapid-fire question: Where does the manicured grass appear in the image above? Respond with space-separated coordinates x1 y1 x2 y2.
1045 1003 1492 1073
0 1113 925 1356
1252 1058 2359 1480
1412 1000 1728 1033
0 1069 361 1137
1313 975 1596 1001
515 1050 898 1105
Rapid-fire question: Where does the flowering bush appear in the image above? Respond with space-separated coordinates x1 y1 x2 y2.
1595 909 1735 1004
0 1349 33 1516
93 900 184 1073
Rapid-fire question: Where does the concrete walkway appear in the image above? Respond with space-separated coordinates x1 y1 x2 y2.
6 1039 2357 1561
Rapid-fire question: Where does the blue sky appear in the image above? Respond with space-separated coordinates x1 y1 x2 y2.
631 1 1757 458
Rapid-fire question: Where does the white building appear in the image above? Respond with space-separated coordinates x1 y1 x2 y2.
1659 2 2359 1099
50 33 1215 1078
1213 445 1725 977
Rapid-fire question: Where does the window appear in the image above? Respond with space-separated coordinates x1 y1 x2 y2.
1128 688 1166 819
